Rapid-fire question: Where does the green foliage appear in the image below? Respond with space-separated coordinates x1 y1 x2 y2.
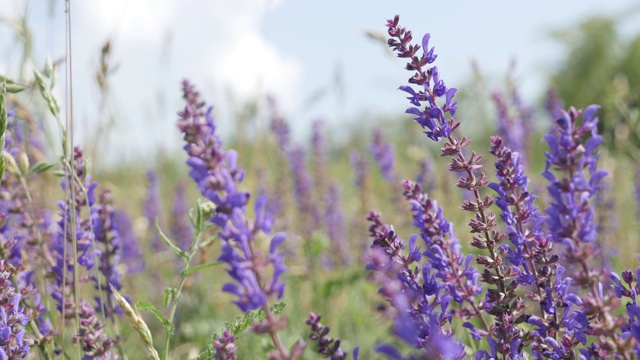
33 59 61 117
180 260 223 277
29 161 56 176
320 269 367 299
136 300 174 334
155 217 188 261
550 13 640 159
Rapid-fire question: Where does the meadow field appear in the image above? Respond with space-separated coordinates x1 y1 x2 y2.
1 2 640 359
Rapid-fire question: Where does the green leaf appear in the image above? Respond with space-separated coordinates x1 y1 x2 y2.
135 301 173 333
155 217 188 261
5 84 26 94
0 75 16 84
30 161 56 175
181 261 223 277
321 270 367 299
51 169 66 177
226 301 287 337
44 57 54 78
162 287 176 308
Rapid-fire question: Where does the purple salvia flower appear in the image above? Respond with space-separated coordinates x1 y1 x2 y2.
324 182 349 266
542 106 606 280
401 180 487 336
288 146 321 232
49 147 100 316
72 300 119 359
510 86 534 156
91 189 126 317
487 136 589 355
604 269 640 356
268 96 291 153
543 105 628 355
0 261 30 359
213 330 237 360
178 80 296 358
113 210 145 274
350 151 369 191
311 120 328 201
170 181 194 251
365 210 463 354
144 170 163 252
387 16 524 357
305 312 350 360
370 128 395 184
492 91 525 154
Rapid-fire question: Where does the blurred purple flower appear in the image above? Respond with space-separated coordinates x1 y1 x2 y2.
49 147 100 316
492 91 525 154
91 189 126 317
144 170 164 252
113 210 145 274
170 181 194 251
324 182 349 266
288 146 321 231
350 151 369 190
213 330 236 360
370 128 395 184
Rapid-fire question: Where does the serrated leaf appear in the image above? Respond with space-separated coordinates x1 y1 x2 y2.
30 161 55 175
225 301 287 337
135 300 173 332
181 261 223 277
155 218 188 261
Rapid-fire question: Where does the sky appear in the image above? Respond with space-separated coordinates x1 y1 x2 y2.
0 0 639 165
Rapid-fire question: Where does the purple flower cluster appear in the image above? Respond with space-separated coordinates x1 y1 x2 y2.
170 181 194 252
113 210 144 274
370 128 395 184
0 260 30 359
324 182 349 266
492 91 526 155
387 15 524 357
610 269 640 355
288 146 321 232
383 14 635 359
542 106 610 292
144 170 164 252
365 209 465 359
91 189 126 317
177 80 297 358
305 312 358 360
49 147 100 316
387 16 457 142
72 300 118 359
213 330 236 360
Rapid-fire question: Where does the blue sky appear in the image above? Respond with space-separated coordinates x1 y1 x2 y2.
0 0 638 165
